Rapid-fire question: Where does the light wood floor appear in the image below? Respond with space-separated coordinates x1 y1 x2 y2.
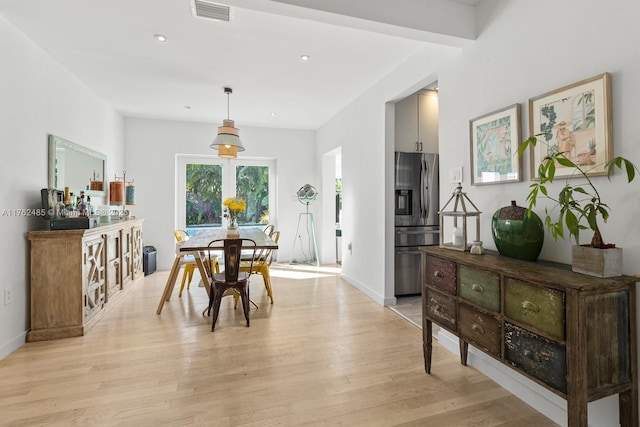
0 265 557 426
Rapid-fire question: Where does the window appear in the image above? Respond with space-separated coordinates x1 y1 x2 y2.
177 155 275 231
235 165 270 224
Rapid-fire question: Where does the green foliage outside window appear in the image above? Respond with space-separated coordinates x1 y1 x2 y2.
186 164 222 226
185 163 269 228
235 165 269 224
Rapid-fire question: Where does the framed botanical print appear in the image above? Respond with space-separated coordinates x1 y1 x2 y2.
528 72 612 179
470 103 522 185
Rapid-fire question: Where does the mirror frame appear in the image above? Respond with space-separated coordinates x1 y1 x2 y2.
48 134 107 197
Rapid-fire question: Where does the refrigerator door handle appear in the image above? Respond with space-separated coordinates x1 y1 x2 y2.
395 249 423 256
419 159 426 218
421 157 429 219
396 230 439 235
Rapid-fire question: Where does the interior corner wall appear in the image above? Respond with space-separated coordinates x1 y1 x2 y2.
436 1 640 425
123 118 316 271
316 44 458 305
0 15 123 360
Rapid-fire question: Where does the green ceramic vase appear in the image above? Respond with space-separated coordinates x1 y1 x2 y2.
491 201 544 261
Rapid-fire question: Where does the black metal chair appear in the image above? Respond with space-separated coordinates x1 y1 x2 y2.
206 238 257 331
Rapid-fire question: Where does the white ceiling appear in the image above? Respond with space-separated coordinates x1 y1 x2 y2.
0 0 483 130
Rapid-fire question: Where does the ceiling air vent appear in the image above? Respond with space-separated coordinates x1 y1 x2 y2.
191 0 232 22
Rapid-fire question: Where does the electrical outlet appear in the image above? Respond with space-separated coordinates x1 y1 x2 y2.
4 289 11 305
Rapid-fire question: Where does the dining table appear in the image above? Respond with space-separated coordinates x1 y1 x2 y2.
156 227 278 314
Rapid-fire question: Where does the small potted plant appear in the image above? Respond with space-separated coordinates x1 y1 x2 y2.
517 134 638 277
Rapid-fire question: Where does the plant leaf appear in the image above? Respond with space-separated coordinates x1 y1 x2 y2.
547 161 556 181
556 157 576 168
565 209 579 238
517 136 536 158
598 206 609 222
572 186 588 195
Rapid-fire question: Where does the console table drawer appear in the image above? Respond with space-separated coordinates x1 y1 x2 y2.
424 288 456 332
504 278 564 340
458 265 500 312
505 322 567 393
459 303 501 356
425 256 456 295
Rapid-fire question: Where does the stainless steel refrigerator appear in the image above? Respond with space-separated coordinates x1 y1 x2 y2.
394 152 439 296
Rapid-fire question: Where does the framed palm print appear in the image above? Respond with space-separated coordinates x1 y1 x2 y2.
528 72 612 179
470 103 522 185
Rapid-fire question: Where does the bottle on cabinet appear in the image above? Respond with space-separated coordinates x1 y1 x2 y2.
86 195 94 216
78 191 88 217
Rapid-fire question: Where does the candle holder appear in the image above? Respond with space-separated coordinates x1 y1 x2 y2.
439 183 481 252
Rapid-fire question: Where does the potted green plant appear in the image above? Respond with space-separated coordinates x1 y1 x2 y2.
517 134 638 277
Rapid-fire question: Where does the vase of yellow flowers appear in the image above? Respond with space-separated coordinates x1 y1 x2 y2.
223 197 246 236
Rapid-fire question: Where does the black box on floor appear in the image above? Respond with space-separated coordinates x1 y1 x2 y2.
143 246 157 276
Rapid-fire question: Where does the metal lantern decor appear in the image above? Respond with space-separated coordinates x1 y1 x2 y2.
439 183 481 251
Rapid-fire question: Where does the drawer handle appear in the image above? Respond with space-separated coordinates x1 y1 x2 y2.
523 349 540 362
471 283 485 293
471 323 485 335
521 300 539 312
434 270 444 278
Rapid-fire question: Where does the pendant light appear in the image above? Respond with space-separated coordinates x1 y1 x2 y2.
210 87 245 158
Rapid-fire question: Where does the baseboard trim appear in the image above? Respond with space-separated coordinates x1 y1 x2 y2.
0 330 26 361
340 272 391 306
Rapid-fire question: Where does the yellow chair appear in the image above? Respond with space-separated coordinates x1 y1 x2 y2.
263 224 275 237
174 230 220 297
239 230 279 304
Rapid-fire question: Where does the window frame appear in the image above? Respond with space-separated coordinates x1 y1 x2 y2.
176 154 276 229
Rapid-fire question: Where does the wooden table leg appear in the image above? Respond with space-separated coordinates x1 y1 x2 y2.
194 251 211 299
156 256 182 314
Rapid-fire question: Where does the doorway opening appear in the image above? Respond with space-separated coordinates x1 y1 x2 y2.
321 147 342 268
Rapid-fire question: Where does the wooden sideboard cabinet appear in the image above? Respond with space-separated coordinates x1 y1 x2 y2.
421 247 638 427
27 219 144 342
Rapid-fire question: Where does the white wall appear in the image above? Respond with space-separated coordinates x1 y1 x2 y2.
439 0 640 267
317 0 640 424
123 118 316 270
436 4 640 422
0 15 123 359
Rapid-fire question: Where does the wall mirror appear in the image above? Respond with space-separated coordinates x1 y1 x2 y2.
48 134 106 197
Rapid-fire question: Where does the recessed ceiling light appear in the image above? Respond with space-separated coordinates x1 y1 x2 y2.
184 106 192 110
270 112 277 117
154 34 167 42
300 54 311 62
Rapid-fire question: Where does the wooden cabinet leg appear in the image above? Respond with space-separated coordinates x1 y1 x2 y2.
424 320 433 374
459 339 468 366
619 389 639 427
